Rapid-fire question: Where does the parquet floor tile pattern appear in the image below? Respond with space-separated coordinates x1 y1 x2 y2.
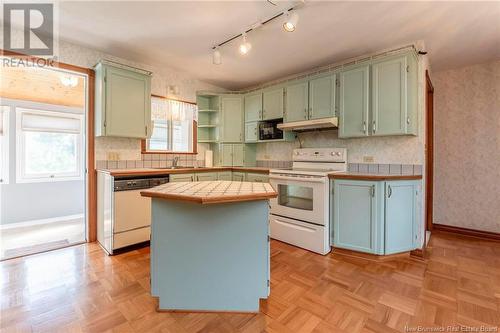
1 231 499 333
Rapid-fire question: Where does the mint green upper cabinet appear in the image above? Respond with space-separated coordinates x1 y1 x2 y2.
384 181 417 254
220 96 243 142
333 179 383 254
244 92 262 122
339 64 370 138
371 56 407 136
245 122 258 143
232 144 245 167
95 62 151 138
285 81 308 122
262 88 284 120
309 74 336 120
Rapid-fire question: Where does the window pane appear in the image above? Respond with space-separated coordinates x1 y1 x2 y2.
149 120 168 151
172 119 191 152
24 131 78 176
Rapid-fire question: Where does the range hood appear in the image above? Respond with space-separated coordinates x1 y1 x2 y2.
277 117 338 132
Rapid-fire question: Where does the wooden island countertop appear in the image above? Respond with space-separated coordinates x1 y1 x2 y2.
141 180 277 204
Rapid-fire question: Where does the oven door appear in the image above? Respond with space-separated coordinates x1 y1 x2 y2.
269 173 328 225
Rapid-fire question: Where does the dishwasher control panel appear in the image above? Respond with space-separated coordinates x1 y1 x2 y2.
114 176 169 191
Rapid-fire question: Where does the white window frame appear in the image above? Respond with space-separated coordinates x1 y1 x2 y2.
16 108 84 183
146 97 196 153
0 106 10 185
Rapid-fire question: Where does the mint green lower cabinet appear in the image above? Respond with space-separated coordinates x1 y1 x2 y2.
331 179 419 255
245 122 258 143
246 173 269 183
384 181 418 254
232 172 245 181
217 171 232 181
232 144 244 166
170 173 194 182
332 180 383 254
195 172 218 181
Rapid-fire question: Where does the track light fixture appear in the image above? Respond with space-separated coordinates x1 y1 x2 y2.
283 11 299 32
239 33 252 55
213 48 222 65
211 1 305 64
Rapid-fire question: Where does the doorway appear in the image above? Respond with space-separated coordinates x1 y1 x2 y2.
425 70 434 232
0 62 89 260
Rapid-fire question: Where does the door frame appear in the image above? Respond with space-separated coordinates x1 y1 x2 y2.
1 50 97 242
425 70 434 232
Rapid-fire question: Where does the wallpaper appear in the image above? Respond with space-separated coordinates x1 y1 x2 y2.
55 39 225 161
433 60 500 233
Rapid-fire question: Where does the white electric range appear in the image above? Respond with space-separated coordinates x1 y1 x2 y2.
268 148 347 255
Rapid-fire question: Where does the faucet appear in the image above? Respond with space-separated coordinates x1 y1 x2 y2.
172 156 179 168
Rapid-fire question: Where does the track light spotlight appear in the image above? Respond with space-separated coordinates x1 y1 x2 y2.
239 33 252 55
283 11 299 32
213 48 222 65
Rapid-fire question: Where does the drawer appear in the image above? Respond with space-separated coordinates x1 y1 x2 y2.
113 226 150 250
270 214 330 255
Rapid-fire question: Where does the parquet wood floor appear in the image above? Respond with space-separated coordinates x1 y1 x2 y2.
1 231 499 333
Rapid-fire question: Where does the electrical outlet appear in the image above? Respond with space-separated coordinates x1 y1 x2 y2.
107 152 120 161
363 156 375 163
264 154 271 160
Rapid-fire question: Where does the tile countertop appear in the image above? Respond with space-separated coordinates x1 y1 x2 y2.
328 172 423 181
96 167 270 177
140 181 277 204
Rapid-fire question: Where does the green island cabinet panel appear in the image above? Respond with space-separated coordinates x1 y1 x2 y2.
262 87 284 120
170 173 194 182
195 172 218 181
371 55 407 136
245 122 258 143
309 74 336 120
244 92 262 122
217 171 232 180
384 181 418 254
285 81 309 122
246 173 269 183
332 179 384 254
339 64 370 138
220 96 243 142
232 172 245 181
95 62 151 138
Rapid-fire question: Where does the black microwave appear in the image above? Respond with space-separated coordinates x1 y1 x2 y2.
259 119 284 141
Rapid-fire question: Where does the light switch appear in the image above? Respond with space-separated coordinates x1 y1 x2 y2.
363 156 375 163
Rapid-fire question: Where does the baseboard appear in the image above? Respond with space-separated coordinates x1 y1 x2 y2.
0 214 84 230
433 224 500 241
332 247 410 262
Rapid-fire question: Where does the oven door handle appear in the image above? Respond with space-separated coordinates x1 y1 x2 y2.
269 175 326 183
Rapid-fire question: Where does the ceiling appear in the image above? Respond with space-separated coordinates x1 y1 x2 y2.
54 1 500 89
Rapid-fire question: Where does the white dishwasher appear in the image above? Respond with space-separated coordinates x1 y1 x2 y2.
97 173 169 254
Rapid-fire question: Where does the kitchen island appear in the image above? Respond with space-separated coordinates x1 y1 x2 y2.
140 181 277 313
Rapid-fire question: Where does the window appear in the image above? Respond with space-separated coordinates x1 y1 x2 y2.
16 108 83 183
146 97 196 153
0 106 9 184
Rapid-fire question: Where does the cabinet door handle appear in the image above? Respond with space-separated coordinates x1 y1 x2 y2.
407 116 410 125
370 185 375 197
372 120 377 134
363 121 367 133
304 108 308 119
387 185 392 198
